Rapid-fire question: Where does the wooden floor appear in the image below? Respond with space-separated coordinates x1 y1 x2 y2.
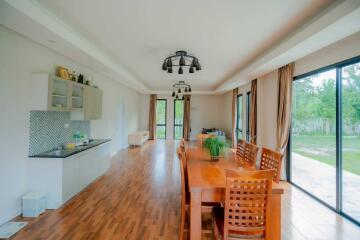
13 140 360 240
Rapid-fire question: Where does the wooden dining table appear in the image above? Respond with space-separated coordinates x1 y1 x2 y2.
185 146 284 240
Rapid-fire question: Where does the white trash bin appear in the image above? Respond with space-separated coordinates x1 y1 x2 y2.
22 192 47 217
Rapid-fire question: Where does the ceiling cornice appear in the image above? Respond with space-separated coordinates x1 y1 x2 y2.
0 0 149 93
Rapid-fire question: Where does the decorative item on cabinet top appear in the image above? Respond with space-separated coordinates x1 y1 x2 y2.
29 73 102 120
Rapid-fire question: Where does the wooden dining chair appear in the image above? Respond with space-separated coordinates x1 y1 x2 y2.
178 152 219 239
177 139 186 160
243 142 259 167
236 139 246 160
213 169 275 240
259 147 283 183
179 152 188 240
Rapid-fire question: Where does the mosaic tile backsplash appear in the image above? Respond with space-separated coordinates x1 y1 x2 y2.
29 111 90 156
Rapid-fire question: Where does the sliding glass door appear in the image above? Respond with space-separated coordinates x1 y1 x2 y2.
291 69 337 207
290 56 360 224
174 99 184 139
156 99 167 139
341 62 360 222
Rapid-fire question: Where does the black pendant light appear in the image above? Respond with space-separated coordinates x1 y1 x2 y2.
194 58 201 70
191 58 196 67
172 81 192 99
196 63 201 71
167 67 173 73
182 95 185 100
162 60 167 70
167 58 172 68
161 50 201 74
179 56 185 66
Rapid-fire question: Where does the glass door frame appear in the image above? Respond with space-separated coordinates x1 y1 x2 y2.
173 99 184 140
288 55 360 226
156 99 167 139
246 91 251 141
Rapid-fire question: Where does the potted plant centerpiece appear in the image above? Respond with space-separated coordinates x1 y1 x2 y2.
204 137 227 160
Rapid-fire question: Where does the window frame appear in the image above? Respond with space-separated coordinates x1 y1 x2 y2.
156 99 167 139
289 55 360 227
173 99 184 140
236 94 243 140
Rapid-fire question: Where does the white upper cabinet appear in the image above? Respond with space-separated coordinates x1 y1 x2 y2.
29 73 102 120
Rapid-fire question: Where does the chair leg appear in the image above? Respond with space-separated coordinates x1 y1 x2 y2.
213 217 220 240
179 205 185 240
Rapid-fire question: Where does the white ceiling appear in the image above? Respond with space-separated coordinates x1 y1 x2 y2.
35 0 332 91
2 0 359 94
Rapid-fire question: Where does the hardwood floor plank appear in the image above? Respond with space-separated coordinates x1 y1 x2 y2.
11 140 360 240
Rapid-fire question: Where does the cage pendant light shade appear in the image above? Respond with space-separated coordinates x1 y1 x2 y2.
176 94 179 99
178 88 181 94
168 67 173 73
189 87 192 92
182 95 185 100
178 66 183 74
172 91 175 97
185 88 188 93
189 67 194 73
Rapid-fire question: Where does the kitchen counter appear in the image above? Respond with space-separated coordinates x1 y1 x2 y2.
27 140 111 209
29 139 111 158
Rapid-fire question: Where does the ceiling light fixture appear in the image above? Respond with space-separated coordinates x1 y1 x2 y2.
162 50 201 74
172 81 192 99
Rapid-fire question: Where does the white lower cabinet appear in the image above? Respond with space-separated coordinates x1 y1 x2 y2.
27 142 111 209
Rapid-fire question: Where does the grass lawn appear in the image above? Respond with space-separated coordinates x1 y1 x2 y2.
292 135 360 175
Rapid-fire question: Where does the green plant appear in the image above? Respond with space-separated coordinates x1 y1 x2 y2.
204 137 226 158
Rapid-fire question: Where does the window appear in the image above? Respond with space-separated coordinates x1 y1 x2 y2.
156 99 167 139
174 99 184 139
290 56 360 224
236 94 243 140
246 91 251 141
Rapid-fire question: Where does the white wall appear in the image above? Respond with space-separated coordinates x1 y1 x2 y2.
138 94 226 140
0 26 140 224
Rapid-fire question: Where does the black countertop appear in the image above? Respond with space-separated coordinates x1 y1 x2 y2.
29 139 111 158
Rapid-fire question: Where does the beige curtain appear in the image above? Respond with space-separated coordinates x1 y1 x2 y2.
183 95 191 141
231 88 238 148
276 63 294 179
148 94 157 140
250 79 257 144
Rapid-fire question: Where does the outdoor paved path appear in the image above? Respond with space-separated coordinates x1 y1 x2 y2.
292 153 360 221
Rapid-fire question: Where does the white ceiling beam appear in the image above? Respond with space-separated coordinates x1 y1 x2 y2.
216 0 360 93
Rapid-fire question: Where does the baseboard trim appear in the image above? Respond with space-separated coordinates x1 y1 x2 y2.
0 208 21 226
